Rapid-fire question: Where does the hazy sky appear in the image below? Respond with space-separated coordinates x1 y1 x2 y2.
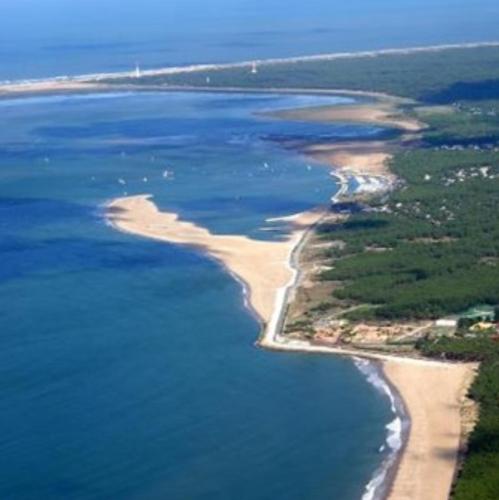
1 0 498 40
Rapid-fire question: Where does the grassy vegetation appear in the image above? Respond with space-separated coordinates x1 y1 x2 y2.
419 336 499 499
108 45 499 103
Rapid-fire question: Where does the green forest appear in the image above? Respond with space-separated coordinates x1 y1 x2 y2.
320 147 499 320
420 336 499 499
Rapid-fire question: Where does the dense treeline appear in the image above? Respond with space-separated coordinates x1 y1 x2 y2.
420 337 499 499
109 46 499 103
422 102 499 145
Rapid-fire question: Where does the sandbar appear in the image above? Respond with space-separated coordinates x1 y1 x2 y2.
107 195 324 325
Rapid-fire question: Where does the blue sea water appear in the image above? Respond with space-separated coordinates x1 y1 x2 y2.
1 0 499 81
0 93 400 500
4 1 490 496
0 90 396 499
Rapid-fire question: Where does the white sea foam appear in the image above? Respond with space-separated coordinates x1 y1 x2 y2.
353 357 407 500
386 417 403 451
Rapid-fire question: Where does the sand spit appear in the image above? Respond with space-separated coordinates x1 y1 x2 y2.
271 101 424 133
269 98 425 183
107 195 325 324
0 80 106 98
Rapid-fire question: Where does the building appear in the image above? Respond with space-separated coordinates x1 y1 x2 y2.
460 305 495 323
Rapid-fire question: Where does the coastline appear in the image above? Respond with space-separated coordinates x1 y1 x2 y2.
106 195 328 326
1 40 499 96
101 93 478 500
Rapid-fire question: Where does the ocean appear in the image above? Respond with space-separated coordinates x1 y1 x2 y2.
0 90 397 499
3 1 496 498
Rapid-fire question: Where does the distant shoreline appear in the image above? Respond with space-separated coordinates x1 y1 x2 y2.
2 40 499 87
1 40 499 98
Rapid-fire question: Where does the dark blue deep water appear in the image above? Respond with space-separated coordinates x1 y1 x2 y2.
0 91 395 499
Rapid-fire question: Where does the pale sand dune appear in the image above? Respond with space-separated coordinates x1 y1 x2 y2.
107 195 324 324
385 361 477 500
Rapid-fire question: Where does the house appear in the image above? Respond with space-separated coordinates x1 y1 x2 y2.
435 318 458 328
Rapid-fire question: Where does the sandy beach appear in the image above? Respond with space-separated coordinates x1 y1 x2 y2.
0 34 491 500
107 195 325 325
0 80 105 98
269 98 424 183
306 141 395 177
384 361 477 500
271 100 424 133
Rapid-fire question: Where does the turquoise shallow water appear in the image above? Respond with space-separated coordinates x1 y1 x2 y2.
0 91 395 499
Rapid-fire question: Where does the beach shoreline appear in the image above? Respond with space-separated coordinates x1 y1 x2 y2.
101 91 477 500
1 40 499 96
